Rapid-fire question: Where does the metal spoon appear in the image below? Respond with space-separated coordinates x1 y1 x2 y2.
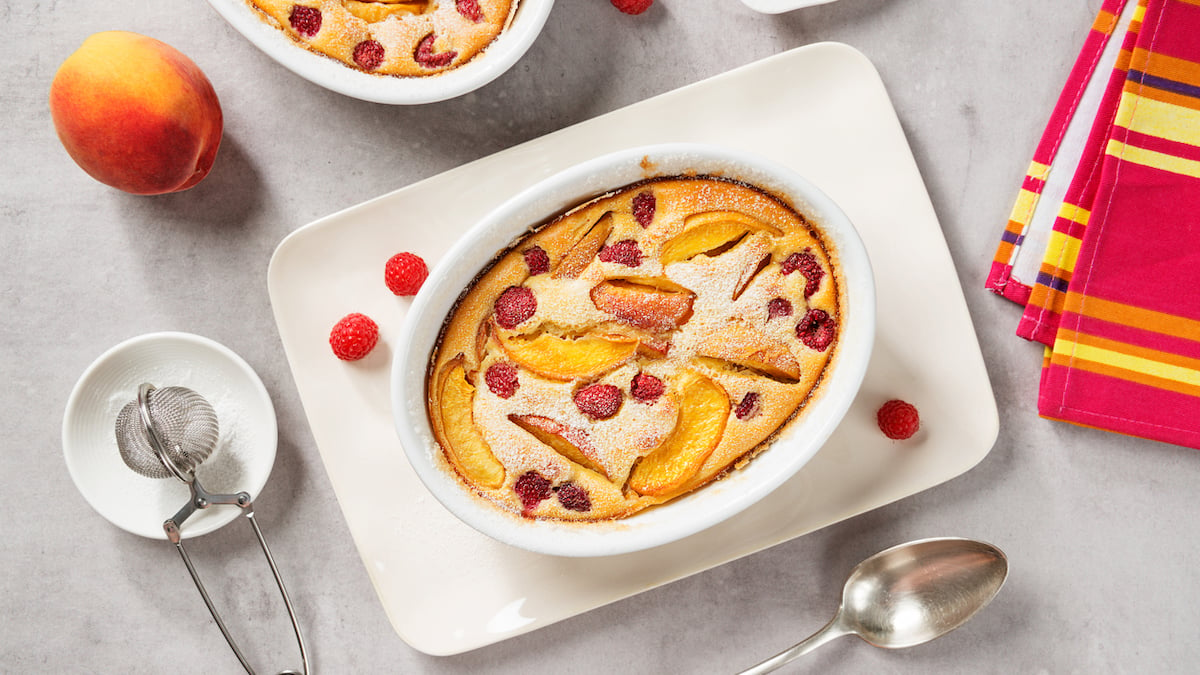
741 537 1008 673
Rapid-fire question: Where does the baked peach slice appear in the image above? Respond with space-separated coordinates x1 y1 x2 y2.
510 415 610 479
695 321 802 382
732 250 773 301
632 331 672 358
553 212 617 279
472 320 492 370
590 278 695 332
596 322 673 358
344 1 424 21
627 370 729 496
437 362 505 489
498 331 638 381
659 211 783 265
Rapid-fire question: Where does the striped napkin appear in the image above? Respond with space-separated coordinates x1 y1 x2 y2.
987 0 1200 449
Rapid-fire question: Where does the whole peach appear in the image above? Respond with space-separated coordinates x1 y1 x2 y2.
49 31 223 195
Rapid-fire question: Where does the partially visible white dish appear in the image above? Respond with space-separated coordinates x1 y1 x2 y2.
62 332 278 540
741 0 839 14
203 0 555 104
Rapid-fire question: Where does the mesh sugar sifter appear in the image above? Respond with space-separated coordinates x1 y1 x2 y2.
115 382 308 675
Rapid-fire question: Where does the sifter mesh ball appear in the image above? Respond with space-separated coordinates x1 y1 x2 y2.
115 385 219 480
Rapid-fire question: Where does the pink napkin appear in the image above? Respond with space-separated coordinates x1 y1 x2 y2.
988 0 1200 449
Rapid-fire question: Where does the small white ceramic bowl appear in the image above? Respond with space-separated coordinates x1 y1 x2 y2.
204 0 555 104
392 143 875 557
62 332 278 539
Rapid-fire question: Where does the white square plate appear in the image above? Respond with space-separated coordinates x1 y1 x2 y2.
267 42 998 655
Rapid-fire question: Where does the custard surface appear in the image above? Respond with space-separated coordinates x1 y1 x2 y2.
428 176 843 521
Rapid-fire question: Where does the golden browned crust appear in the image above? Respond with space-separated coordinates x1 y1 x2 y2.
427 176 844 521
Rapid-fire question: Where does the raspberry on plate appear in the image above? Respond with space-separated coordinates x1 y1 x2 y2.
611 0 653 15
385 252 429 296
877 399 920 440
329 313 379 361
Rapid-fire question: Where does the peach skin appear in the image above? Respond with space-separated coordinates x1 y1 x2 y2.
49 31 223 195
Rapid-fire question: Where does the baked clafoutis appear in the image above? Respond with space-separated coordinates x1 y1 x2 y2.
427 176 843 521
246 1 517 76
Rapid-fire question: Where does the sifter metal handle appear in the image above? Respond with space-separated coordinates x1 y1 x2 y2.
137 383 194 483
165 480 309 675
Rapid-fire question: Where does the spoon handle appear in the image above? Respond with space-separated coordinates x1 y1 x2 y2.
739 616 851 674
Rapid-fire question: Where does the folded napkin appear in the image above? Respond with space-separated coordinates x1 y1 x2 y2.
989 0 1200 449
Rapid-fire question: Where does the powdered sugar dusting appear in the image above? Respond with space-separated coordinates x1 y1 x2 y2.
429 176 841 519
104 363 261 495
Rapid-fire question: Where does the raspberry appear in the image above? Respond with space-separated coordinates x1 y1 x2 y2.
329 313 379 361
384 252 428 296
415 34 457 68
523 246 550 275
484 362 519 399
353 40 385 70
767 297 793 319
556 483 592 512
796 308 836 352
289 5 322 37
514 471 552 513
780 251 825 298
735 392 761 420
877 399 920 440
611 0 653 15
456 0 483 22
597 239 643 267
493 286 537 329
632 190 656 228
630 372 664 403
574 384 623 419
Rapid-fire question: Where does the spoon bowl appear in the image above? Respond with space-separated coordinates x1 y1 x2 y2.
742 537 1008 673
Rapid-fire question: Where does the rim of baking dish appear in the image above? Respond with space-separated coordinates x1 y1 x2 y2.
392 142 876 557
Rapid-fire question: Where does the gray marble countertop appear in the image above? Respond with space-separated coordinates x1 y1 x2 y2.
6 0 1199 672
